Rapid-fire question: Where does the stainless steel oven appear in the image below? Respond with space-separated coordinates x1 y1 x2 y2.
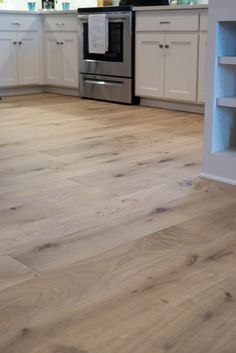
78 6 138 104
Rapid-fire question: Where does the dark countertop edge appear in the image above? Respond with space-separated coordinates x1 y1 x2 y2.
133 4 208 11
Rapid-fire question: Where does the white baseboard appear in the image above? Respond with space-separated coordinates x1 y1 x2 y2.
0 85 79 98
200 172 236 186
140 98 205 114
0 86 44 97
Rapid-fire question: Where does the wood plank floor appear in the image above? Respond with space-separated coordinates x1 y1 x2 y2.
1 93 236 353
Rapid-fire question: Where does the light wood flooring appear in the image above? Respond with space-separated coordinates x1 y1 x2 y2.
0 94 236 353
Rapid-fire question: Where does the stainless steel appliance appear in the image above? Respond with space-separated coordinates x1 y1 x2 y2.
78 6 138 104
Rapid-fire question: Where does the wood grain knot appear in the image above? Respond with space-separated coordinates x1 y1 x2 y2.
137 161 150 166
37 243 59 252
160 298 169 304
186 253 199 266
184 162 196 167
150 207 171 216
201 311 214 321
158 158 173 163
163 342 174 351
21 327 30 336
52 345 87 353
114 173 124 178
206 250 233 262
178 180 193 187
225 292 233 301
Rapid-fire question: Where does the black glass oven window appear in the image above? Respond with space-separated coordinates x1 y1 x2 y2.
83 22 123 62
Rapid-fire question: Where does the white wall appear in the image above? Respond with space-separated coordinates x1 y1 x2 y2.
0 0 98 10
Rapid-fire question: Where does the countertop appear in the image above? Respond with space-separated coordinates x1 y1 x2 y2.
134 4 208 11
0 5 208 15
0 10 78 15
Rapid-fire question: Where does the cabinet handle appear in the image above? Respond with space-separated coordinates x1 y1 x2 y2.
160 21 170 25
11 22 21 26
56 41 60 45
56 22 65 26
13 41 17 45
165 44 170 49
60 42 64 45
18 41 22 45
159 44 164 48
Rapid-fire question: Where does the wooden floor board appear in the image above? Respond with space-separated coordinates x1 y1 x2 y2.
0 94 236 353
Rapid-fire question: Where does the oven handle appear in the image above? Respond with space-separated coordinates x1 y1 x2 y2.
78 13 130 21
84 79 124 87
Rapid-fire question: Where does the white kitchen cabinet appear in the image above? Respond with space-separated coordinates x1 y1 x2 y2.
198 32 207 103
165 33 198 101
17 32 40 85
136 32 198 102
44 15 78 89
135 9 208 107
44 32 78 88
0 31 40 87
0 14 42 88
61 33 78 88
0 32 18 86
136 33 165 98
44 32 61 86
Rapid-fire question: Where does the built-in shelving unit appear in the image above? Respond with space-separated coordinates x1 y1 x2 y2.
217 97 236 108
218 56 236 65
202 0 236 184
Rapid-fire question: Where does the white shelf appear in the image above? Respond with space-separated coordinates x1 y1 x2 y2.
215 147 236 156
218 56 236 65
217 96 236 108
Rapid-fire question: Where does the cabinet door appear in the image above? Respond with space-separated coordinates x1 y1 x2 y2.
61 32 78 88
135 33 165 98
164 33 198 102
17 32 40 85
44 32 62 86
0 32 18 87
198 32 207 103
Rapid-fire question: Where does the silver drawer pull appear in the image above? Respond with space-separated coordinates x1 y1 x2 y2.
160 21 170 24
11 22 21 26
56 22 65 26
85 79 123 87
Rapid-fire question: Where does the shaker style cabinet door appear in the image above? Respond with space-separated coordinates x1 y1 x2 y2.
44 32 62 86
136 33 165 98
44 32 78 88
198 32 207 103
61 32 78 88
0 32 18 87
17 32 40 85
164 33 198 101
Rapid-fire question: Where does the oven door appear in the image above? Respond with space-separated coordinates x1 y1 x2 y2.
78 12 132 78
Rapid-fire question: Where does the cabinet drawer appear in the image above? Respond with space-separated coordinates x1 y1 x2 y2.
200 13 208 31
136 12 199 32
0 15 39 31
44 15 78 32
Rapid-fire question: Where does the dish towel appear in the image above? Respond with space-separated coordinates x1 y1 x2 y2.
88 14 108 54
